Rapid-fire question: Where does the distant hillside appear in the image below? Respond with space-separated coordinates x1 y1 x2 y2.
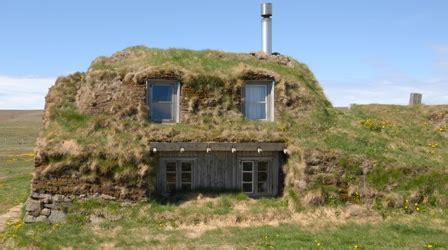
0 110 43 155
0 110 43 123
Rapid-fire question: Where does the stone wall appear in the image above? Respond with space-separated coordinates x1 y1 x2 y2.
24 192 118 224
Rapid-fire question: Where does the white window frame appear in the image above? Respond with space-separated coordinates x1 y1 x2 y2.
241 161 255 193
146 80 180 123
240 158 271 195
243 80 275 121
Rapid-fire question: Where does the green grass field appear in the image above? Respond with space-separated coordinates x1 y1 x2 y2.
1 110 448 249
2 197 447 249
0 111 41 214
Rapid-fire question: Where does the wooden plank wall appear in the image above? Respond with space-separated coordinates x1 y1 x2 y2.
155 151 282 197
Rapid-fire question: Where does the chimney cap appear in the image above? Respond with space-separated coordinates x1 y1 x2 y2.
261 3 272 17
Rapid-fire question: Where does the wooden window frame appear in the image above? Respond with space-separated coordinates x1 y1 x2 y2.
242 80 275 122
239 158 272 195
161 158 195 192
146 80 181 123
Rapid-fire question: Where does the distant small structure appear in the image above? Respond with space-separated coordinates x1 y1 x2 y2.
409 93 422 106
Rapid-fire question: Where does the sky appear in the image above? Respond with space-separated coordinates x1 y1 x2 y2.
0 0 447 109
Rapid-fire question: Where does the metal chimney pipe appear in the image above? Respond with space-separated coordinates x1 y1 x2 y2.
261 3 272 55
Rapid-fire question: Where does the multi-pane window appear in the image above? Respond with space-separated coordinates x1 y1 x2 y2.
164 160 193 192
165 161 177 193
181 162 193 191
242 161 254 193
257 161 268 193
147 81 180 123
241 160 270 194
243 81 274 121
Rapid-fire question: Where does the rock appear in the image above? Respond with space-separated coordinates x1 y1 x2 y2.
79 194 87 199
44 203 55 209
31 192 42 199
53 194 65 203
24 214 36 223
100 194 116 201
89 215 105 224
25 198 42 217
48 210 66 224
35 215 48 223
41 208 51 216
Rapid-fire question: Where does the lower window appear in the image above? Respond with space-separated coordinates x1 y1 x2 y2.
164 160 193 192
241 160 270 194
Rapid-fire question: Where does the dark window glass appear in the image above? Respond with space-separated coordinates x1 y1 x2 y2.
258 172 268 182
166 173 176 183
242 162 253 172
182 173 191 182
166 162 176 172
242 183 253 193
181 162 192 172
258 161 268 172
243 172 253 182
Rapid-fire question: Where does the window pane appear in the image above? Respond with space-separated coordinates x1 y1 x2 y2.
258 162 268 172
152 85 173 102
258 182 267 193
246 103 266 120
258 172 268 182
166 162 176 172
243 172 253 182
246 85 266 102
243 183 253 193
182 173 191 182
152 103 172 121
181 162 192 172
242 162 253 171
166 172 176 183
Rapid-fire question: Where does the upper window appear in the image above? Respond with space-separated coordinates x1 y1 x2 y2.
147 81 180 123
243 81 274 121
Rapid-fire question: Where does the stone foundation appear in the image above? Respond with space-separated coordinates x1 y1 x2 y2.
24 192 118 224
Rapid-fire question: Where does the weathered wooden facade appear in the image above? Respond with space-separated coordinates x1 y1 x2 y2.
151 142 285 197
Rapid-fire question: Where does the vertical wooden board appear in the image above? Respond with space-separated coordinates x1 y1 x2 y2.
273 152 279 196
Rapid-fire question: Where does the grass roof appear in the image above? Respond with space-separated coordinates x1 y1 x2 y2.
34 46 448 207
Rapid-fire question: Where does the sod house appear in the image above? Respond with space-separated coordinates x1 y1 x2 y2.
25 46 332 222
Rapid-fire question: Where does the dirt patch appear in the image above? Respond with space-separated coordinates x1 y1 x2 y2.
0 204 23 233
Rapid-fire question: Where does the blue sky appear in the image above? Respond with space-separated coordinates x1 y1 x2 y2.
1 0 447 109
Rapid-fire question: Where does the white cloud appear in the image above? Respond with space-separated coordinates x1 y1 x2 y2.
321 45 448 107
0 76 56 109
322 78 448 107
